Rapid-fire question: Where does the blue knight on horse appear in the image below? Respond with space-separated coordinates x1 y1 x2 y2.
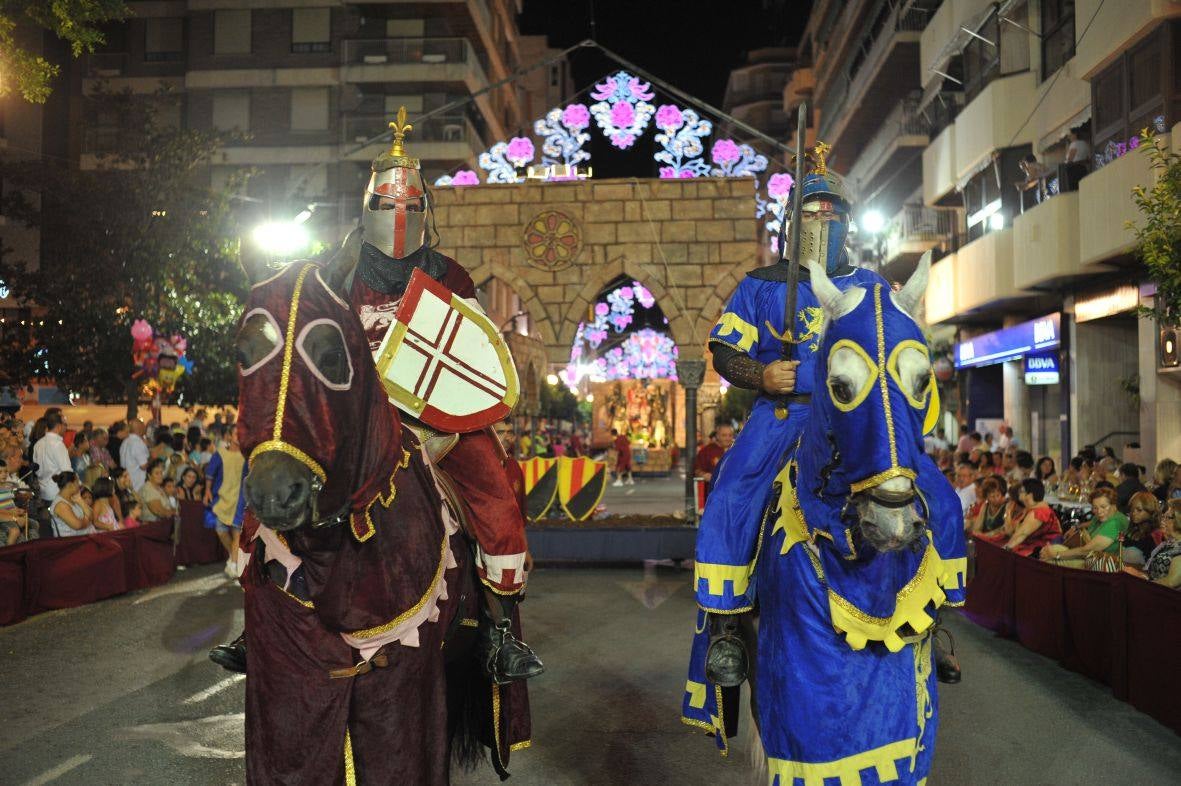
683 145 967 784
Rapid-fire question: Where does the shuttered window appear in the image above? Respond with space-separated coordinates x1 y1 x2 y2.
214 9 251 55
290 88 329 131
292 8 331 54
212 92 250 131
145 17 183 61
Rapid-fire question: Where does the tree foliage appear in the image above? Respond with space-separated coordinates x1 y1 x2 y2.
0 0 128 102
539 379 580 422
0 87 251 409
1130 130 1181 322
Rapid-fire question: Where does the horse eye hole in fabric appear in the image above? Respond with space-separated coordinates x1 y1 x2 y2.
886 342 932 409
237 311 282 375
829 376 855 405
297 320 354 389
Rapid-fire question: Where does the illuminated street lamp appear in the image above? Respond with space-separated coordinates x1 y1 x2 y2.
252 221 310 258
546 373 559 385
860 209 886 235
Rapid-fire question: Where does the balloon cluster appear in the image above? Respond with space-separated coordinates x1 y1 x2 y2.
131 319 193 396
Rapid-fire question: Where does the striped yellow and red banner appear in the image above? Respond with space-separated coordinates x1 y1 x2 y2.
557 456 609 522
519 457 558 521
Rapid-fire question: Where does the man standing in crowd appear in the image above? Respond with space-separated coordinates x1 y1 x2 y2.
107 421 127 465
204 428 245 579
612 428 633 486
119 418 150 490
956 426 980 455
33 412 71 502
694 425 735 489
88 428 117 471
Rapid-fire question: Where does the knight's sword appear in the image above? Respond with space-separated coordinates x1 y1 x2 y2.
781 103 808 366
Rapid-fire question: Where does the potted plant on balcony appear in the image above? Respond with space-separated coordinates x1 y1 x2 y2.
1130 129 1181 333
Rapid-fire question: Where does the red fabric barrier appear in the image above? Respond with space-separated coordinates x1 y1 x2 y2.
0 555 25 626
1124 577 1181 735
967 545 1181 737
109 522 176 589
1060 569 1120 687
23 535 128 614
1 522 185 626
1012 557 1066 661
963 538 1015 635
174 500 224 566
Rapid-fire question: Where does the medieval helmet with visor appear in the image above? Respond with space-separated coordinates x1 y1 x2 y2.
362 107 430 260
792 142 852 275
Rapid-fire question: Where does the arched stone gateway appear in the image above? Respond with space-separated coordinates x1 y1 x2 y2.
432 176 759 367
435 176 756 515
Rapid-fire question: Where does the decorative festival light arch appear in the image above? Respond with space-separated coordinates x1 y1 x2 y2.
433 70 797 252
561 280 678 386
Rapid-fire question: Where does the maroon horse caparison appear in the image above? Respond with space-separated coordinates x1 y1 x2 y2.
233 261 528 785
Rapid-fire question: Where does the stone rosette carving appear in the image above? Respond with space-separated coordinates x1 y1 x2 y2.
522 209 582 271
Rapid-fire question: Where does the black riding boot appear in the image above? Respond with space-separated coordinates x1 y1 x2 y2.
932 622 961 684
209 631 248 674
705 613 749 687
477 594 544 685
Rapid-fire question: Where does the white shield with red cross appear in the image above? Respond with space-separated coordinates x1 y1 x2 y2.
374 268 519 433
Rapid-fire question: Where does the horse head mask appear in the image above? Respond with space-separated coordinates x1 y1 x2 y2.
800 251 938 555
235 262 402 536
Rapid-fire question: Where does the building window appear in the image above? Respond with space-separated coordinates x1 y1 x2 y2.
144 17 184 62
1090 23 1176 164
386 19 425 38
214 9 251 55
962 11 1000 104
289 165 328 198
212 92 250 131
1040 0 1075 78
291 8 331 54
290 88 329 132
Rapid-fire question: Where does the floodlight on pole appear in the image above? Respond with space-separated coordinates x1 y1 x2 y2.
861 209 886 235
252 221 310 257
546 373 559 385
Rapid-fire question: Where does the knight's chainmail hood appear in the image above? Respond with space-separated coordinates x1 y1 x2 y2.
357 241 448 297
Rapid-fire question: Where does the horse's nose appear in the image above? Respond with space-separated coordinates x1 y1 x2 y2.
246 451 313 527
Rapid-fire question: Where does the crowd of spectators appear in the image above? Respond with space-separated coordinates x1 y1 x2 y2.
0 407 246 577
927 425 1181 589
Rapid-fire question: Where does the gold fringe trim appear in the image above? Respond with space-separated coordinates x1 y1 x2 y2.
509 740 532 752
849 466 917 494
274 264 313 442
349 448 411 543
249 439 326 482
343 727 356 786
767 738 919 786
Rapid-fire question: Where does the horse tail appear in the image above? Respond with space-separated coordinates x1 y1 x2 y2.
446 655 486 771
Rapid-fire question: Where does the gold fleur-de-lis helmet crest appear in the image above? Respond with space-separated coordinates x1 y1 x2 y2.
372 105 420 172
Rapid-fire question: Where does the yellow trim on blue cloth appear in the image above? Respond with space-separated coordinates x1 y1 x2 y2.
685 680 707 709
714 312 759 352
695 561 755 598
767 737 919 786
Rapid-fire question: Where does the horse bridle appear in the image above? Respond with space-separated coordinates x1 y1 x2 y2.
307 474 351 530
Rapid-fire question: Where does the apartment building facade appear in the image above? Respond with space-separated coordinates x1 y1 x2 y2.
793 0 1181 467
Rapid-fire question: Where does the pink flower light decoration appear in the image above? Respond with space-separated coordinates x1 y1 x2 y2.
611 102 636 130
655 104 684 131
594 302 610 317
768 173 794 201
561 103 591 130
505 136 535 167
451 169 480 186
711 138 741 165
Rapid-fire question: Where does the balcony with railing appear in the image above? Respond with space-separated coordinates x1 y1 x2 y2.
846 96 929 201
880 204 958 269
341 114 482 162
815 0 937 159
340 38 488 89
724 67 792 110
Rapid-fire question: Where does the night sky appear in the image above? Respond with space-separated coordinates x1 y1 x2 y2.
519 0 812 177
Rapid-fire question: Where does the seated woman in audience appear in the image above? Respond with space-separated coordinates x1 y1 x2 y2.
1151 459 1178 504
1041 487 1127 567
50 471 95 537
1001 479 1060 556
81 462 107 492
1144 500 1181 588
176 466 201 502
90 477 121 532
1121 492 1162 567
138 459 175 524
1036 456 1058 487
969 476 1010 537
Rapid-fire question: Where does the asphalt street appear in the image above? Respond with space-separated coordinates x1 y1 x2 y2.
2 563 1180 785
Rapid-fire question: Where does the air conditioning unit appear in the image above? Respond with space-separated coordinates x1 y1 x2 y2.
1160 325 1181 373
